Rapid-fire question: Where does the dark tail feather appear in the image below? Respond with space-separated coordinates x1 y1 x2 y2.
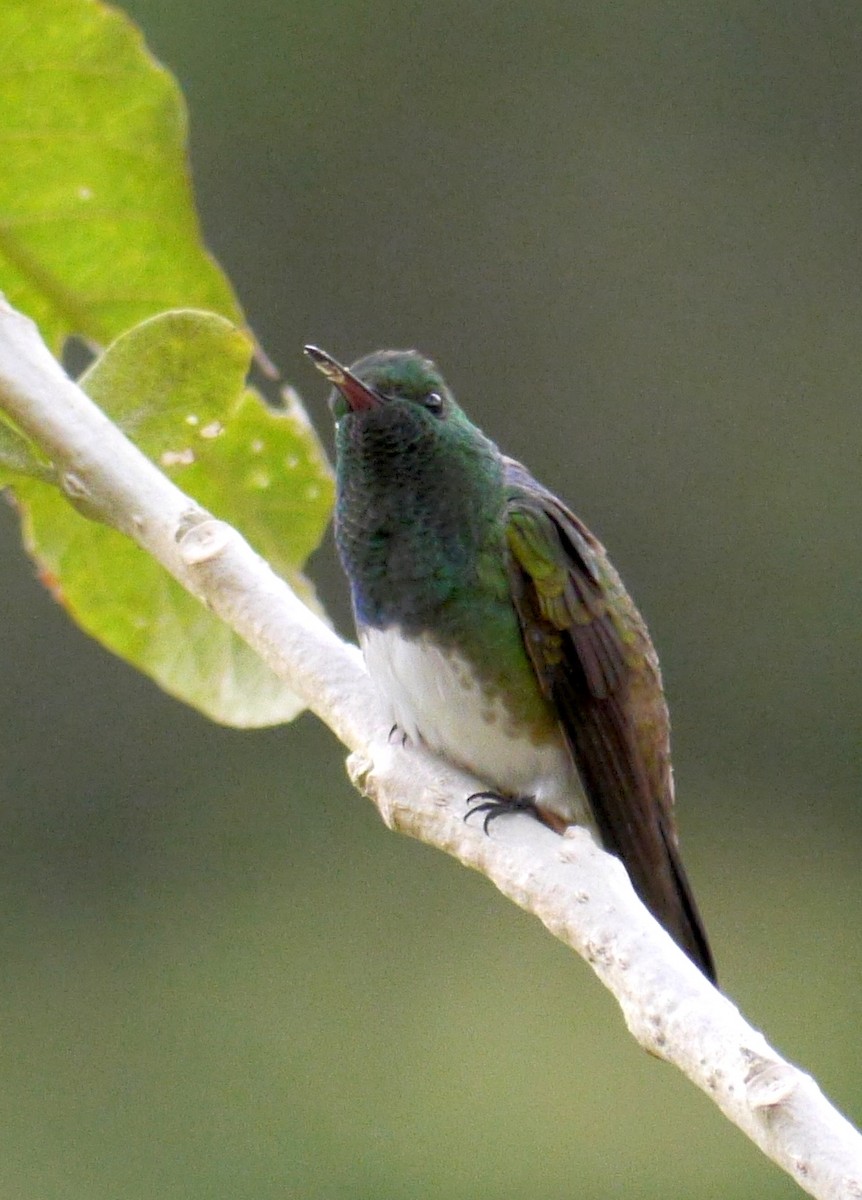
657 824 717 984
557 692 718 983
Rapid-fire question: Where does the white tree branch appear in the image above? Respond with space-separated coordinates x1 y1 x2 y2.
0 296 859 1200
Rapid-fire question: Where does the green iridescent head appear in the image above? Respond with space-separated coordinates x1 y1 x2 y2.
305 345 454 422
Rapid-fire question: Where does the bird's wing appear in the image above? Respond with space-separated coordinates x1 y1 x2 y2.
503 458 715 980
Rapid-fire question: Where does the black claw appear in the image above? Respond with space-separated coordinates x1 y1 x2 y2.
464 791 540 833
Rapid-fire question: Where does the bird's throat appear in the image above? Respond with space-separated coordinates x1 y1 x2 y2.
334 405 507 633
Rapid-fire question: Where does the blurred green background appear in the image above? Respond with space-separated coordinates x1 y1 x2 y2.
1 2 860 1196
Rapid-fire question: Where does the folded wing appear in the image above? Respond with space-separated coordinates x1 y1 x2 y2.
504 458 715 982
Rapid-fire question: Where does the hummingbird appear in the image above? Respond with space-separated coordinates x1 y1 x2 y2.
305 344 716 983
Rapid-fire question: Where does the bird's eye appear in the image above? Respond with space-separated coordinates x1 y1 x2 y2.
424 391 445 415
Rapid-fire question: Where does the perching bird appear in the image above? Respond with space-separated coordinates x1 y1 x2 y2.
305 344 715 983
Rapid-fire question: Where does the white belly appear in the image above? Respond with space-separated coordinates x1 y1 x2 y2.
361 626 593 827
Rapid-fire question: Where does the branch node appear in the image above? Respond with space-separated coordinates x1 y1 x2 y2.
174 507 214 543
745 1056 800 1110
178 516 233 565
347 748 398 831
60 470 88 500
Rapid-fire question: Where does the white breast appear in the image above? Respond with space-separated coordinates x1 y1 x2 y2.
361 625 593 827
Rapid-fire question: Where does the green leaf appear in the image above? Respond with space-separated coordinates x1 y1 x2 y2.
11 311 335 727
0 0 243 352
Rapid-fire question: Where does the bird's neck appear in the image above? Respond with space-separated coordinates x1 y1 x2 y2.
334 417 508 635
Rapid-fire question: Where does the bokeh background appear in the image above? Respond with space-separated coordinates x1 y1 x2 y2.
1 2 860 1197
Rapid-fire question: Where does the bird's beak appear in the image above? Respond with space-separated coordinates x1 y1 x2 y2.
304 345 381 412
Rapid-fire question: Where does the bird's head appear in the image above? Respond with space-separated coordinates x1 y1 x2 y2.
304 344 465 430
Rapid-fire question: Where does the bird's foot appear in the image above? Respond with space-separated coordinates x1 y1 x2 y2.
464 790 540 834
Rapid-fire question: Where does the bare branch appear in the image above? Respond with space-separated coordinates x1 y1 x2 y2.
0 296 859 1200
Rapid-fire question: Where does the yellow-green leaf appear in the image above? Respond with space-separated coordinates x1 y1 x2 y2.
10 311 335 727
0 414 54 481
0 0 243 351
